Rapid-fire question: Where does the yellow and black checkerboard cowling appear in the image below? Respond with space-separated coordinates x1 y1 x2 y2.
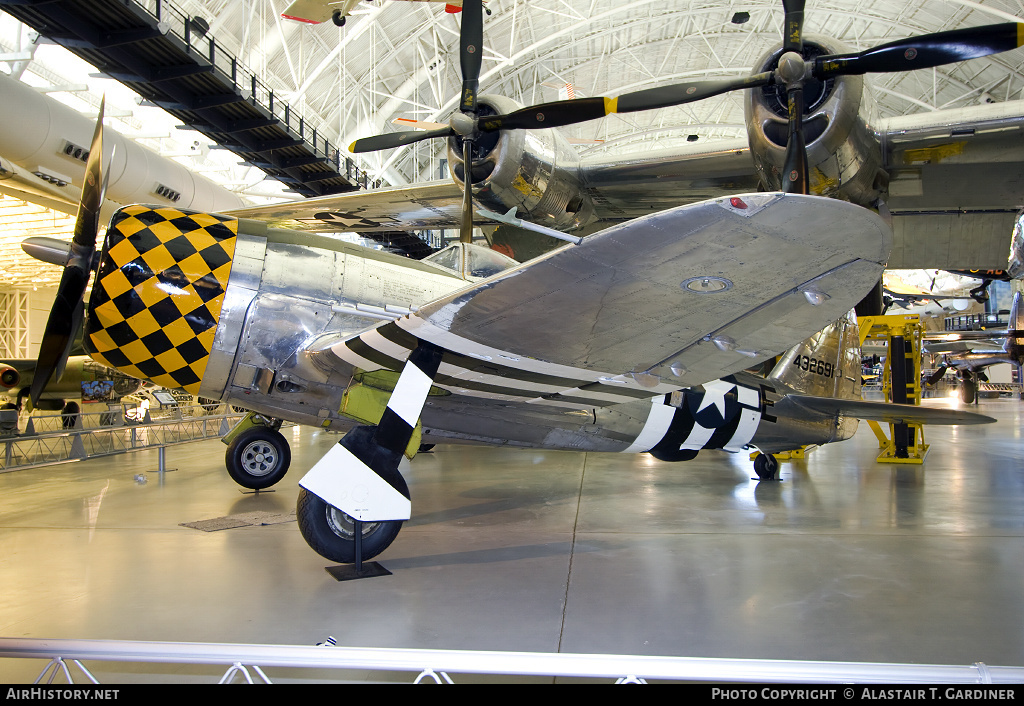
84 205 238 394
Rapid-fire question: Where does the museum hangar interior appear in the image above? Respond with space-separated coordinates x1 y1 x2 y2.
1 0 1024 685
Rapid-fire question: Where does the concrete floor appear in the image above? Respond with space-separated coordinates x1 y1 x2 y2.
1 396 1023 683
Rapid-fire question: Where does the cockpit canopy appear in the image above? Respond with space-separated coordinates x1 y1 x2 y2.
422 242 519 280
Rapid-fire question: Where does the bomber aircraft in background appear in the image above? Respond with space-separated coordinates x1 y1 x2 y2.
23 0 1023 565
244 3 1024 276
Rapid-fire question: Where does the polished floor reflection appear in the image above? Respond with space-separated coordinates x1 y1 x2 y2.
1 396 1023 682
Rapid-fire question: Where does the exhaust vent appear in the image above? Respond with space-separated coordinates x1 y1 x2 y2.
61 140 90 163
153 183 181 202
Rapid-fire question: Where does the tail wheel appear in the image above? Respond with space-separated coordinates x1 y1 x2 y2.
753 452 779 481
297 489 403 564
225 426 291 489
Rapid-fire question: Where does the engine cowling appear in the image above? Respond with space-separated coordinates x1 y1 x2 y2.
745 36 887 207
447 95 594 231
0 366 19 389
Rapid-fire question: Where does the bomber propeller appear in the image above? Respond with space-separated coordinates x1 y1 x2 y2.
30 99 109 406
349 0 1024 201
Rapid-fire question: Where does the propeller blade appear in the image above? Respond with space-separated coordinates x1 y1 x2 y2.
815 23 1024 77
478 73 775 133
780 86 808 194
926 365 948 386
460 136 474 244
479 97 609 132
31 99 107 405
782 0 806 53
348 126 454 153
615 72 775 114
459 0 483 113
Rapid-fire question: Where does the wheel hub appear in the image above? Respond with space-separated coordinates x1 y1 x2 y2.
326 506 380 540
241 441 277 476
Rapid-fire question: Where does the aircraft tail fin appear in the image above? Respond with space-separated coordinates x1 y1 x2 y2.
768 310 862 400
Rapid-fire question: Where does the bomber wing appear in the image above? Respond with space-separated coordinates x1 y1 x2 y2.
227 98 1024 272
882 99 1024 270
322 192 891 403
226 180 469 234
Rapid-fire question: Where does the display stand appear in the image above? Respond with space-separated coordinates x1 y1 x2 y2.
325 520 392 581
858 314 929 463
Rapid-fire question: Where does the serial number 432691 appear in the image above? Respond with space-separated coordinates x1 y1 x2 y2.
792 355 835 378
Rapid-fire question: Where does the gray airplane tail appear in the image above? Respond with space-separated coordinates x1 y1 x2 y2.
768 311 995 427
767 310 862 400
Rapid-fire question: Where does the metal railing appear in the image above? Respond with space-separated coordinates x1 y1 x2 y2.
0 405 245 473
2 637 1022 685
133 0 382 190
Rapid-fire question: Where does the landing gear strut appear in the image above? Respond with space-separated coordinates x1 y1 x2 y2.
753 452 779 481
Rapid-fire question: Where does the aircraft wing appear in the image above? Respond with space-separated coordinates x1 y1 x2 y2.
226 180 469 234
281 0 360 23
578 139 761 222
327 192 891 402
788 395 995 426
881 99 1024 269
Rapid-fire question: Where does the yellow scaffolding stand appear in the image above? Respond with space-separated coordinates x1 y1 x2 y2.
858 314 929 463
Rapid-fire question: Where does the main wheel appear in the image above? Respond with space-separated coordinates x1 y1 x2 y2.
753 452 779 481
296 488 403 563
960 378 977 404
225 426 291 489
331 9 346 26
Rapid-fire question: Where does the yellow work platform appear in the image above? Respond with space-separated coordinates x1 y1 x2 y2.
858 314 929 464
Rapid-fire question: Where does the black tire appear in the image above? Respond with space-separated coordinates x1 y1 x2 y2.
753 453 779 480
960 379 977 405
225 426 291 489
297 488 403 563
331 9 346 26
198 396 219 412
61 401 80 430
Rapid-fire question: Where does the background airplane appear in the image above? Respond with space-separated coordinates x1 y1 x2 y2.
228 2 1024 279
282 0 475 27
925 290 1024 403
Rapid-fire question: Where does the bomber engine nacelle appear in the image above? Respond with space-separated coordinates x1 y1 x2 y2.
0 366 19 389
446 95 595 231
745 36 887 206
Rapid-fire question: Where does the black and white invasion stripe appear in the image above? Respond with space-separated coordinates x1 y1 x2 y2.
299 341 444 522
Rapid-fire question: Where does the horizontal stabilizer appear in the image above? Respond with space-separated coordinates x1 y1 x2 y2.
788 395 995 426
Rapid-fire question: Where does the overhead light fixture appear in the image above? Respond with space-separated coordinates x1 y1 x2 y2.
732 12 750 24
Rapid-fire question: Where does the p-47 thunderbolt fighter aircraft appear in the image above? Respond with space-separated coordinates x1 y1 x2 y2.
27 103 997 564
25 0 1014 564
